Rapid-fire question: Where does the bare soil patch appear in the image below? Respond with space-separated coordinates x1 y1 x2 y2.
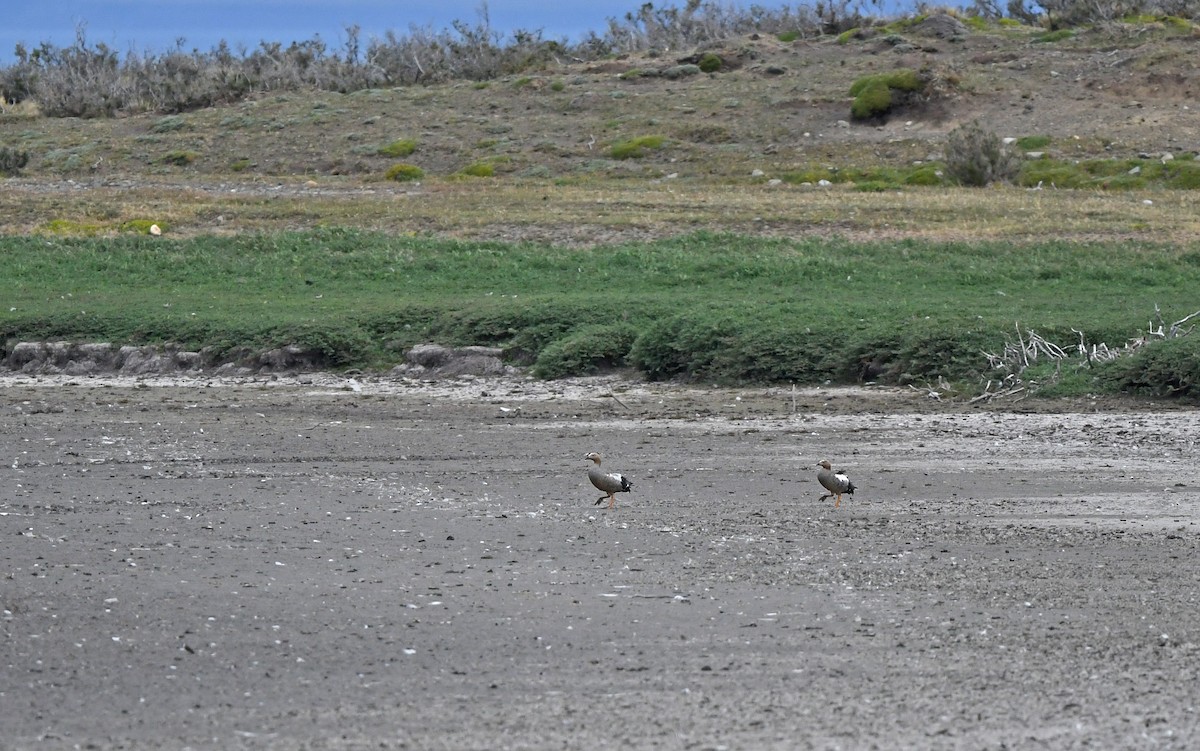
3 374 1198 749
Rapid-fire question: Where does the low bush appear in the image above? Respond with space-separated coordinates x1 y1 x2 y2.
0 146 30 176
1101 337 1200 399
385 163 424 181
378 138 417 157
851 81 893 120
610 135 666 159
697 53 722 72
1015 135 1051 150
943 122 1019 186
532 322 639 378
459 162 495 177
904 165 944 186
160 150 200 166
848 69 923 121
1165 161 1200 189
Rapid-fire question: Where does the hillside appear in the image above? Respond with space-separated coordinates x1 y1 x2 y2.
1 16 1198 244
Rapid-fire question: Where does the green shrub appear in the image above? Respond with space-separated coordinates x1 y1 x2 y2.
943 122 1019 186
836 27 861 44
385 163 424 181
282 322 375 367
628 313 744 382
903 165 944 186
1102 337 1200 399
550 80 566 92
1016 135 1051 150
160 150 199 166
849 69 922 95
776 30 801 42
610 135 666 160
1165 161 1200 189
460 162 495 177
230 158 252 172
532 323 639 378
849 69 923 121
851 82 892 119
697 53 722 73
378 138 417 157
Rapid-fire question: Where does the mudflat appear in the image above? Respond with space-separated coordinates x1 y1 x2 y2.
2 374 1198 750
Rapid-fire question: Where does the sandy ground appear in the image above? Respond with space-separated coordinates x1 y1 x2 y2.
2 373 1199 750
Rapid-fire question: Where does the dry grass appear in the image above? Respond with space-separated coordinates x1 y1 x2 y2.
2 178 1196 246
1 22 1198 247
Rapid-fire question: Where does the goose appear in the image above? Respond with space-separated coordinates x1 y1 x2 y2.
816 460 855 508
585 452 632 509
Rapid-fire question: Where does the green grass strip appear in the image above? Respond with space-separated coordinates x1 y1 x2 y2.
3 229 1199 388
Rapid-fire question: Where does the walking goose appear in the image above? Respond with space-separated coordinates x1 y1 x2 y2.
585 452 632 509
816 460 855 508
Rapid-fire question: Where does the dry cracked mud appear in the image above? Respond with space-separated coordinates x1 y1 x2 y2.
2 373 1198 749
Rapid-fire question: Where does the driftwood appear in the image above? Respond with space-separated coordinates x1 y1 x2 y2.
977 307 1200 400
